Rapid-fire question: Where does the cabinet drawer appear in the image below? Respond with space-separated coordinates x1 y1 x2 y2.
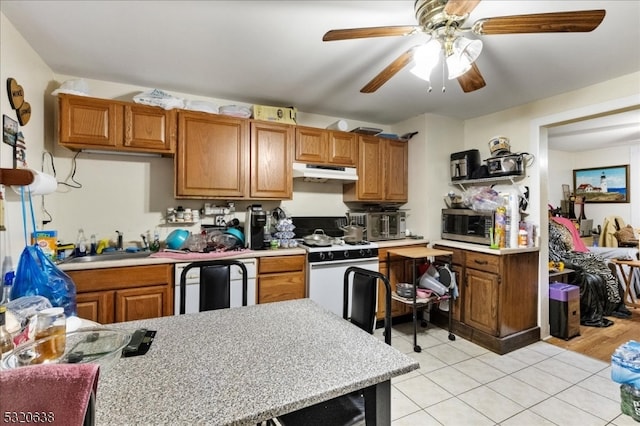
258 255 305 274
69 264 173 292
434 245 464 265
465 251 500 274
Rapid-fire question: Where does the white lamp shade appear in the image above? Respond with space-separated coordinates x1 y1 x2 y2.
446 36 483 79
410 39 440 82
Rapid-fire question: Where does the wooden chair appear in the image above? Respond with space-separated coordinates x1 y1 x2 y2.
274 266 392 426
178 259 248 314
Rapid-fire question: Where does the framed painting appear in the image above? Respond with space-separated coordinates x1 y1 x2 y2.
573 164 629 203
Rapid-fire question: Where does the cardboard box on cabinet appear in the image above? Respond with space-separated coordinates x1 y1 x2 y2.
253 104 297 125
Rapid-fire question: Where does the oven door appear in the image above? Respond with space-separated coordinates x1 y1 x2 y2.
307 258 379 317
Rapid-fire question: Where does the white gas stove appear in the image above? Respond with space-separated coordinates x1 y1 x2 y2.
292 216 381 316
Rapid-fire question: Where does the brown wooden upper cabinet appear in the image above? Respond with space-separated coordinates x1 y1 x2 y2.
295 126 357 167
176 111 249 199
58 93 176 155
343 135 408 203
250 120 294 199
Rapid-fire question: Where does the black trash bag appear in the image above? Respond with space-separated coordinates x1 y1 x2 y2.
12 245 77 317
568 266 613 327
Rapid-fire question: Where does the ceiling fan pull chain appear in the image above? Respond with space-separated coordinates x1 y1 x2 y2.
441 60 446 93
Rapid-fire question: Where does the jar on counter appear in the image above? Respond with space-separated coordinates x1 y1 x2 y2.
184 208 193 222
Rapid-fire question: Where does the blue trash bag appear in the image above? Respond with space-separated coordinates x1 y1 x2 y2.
12 245 77 317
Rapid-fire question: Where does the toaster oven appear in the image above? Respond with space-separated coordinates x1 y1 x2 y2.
347 211 406 241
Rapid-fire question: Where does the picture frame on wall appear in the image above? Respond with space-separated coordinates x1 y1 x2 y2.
573 164 629 203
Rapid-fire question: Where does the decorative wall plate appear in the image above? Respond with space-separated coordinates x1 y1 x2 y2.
7 78 24 110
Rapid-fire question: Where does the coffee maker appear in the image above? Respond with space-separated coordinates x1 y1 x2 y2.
245 205 266 250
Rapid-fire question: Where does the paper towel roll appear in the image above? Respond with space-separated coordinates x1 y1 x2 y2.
12 170 57 195
326 120 348 131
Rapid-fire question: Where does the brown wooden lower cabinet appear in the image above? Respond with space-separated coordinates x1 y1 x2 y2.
67 264 173 324
377 245 427 320
257 255 306 303
433 244 540 354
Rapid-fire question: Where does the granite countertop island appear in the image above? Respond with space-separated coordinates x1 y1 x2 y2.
96 299 419 425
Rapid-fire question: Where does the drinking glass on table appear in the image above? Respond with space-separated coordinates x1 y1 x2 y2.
33 307 66 363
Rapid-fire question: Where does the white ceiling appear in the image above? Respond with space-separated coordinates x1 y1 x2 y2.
2 0 639 148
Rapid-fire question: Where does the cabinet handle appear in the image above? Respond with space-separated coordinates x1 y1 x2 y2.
474 259 488 265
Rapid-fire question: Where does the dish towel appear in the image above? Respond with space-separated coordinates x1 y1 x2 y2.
0 363 100 426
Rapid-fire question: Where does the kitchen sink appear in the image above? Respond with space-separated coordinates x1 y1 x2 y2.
60 251 152 264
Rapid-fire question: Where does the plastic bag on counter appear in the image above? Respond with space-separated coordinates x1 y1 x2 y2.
462 186 504 212
12 245 77 317
133 89 184 110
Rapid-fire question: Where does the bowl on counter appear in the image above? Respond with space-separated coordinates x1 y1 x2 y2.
165 229 189 250
1 327 132 374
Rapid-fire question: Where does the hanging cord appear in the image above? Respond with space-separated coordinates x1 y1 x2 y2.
42 150 82 189
20 187 38 246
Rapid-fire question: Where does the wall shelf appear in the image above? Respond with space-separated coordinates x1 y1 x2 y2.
451 175 525 191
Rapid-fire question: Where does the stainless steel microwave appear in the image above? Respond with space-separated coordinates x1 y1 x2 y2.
347 211 406 241
441 209 494 245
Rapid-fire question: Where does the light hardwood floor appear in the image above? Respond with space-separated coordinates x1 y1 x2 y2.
547 307 640 362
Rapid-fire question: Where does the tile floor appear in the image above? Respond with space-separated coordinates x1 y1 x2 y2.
373 322 637 426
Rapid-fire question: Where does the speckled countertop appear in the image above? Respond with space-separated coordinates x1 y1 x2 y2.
96 299 419 425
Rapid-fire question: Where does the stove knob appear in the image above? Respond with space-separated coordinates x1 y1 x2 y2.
364 249 371 257
319 252 326 261
343 250 350 258
359 249 365 257
327 252 334 260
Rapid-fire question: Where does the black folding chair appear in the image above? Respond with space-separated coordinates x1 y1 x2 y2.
274 266 392 426
179 259 248 314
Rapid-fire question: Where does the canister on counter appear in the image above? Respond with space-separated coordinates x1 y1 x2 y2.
495 206 507 248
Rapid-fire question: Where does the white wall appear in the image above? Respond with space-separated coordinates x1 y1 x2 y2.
393 114 464 239
0 13 53 264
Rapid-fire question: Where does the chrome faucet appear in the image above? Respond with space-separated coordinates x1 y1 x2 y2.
140 233 149 251
116 231 123 250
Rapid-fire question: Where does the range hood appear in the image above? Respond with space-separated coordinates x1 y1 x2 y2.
292 163 358 183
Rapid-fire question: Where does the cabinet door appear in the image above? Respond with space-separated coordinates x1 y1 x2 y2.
115 285 172 322
377 249 412 320
250 121 293 199
464 268 499 335
384 139 408 202
76 291 114 324
327 131 357 167
295 126 328 163
59 94 123 148
124 103 176 153
345 135 383 201
257 273 305 303
176 111 249 198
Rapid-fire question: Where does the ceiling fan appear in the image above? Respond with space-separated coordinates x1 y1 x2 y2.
323 0 605 93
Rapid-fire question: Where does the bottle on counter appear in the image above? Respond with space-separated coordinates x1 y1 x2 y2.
0 305 14 359
518 222 528 248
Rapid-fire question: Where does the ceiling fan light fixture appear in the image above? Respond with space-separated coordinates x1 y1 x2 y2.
410 39 441 81
446 36 483 79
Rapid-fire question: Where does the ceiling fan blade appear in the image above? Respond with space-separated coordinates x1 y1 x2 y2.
473 10 606 35
444 0 481 17
323 26 420 41
457 62 486 93
361 48 415 93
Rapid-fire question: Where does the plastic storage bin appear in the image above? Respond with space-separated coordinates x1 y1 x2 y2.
549 283 580 339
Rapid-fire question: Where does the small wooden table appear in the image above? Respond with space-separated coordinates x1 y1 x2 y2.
548 268 575 284
386 247 455 352
611 259 640 309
